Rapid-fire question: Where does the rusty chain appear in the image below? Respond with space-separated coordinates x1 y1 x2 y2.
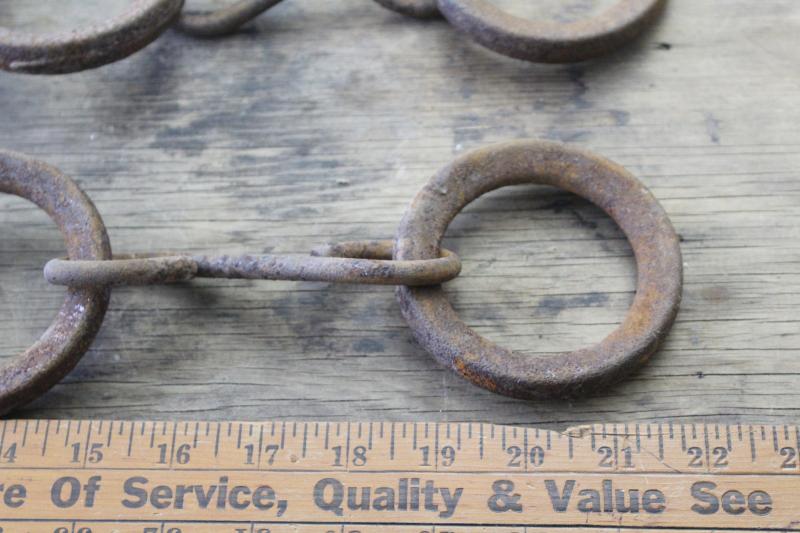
44 244 462 288
0 0 667 74
0 141 682 413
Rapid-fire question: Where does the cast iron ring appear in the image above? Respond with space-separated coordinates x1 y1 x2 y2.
0 151 111 414
0 0 184 74
395 140 682 399
436 0 667 63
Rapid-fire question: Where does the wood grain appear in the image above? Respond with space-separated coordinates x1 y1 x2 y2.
0 1 798 426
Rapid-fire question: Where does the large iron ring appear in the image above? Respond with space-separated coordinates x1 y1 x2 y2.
436 0 667 63
0 0 184 74
0 152 111 414
395 140 682 399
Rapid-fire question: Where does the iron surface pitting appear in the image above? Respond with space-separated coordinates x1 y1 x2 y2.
0 0 666 73
0 152 111 412
0 0 184 74
0 140 681 412
396 140 683 399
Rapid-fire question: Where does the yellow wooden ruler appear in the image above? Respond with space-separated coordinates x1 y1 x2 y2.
0 420 796 532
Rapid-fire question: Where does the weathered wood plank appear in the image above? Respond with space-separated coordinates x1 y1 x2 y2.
0 0 798 426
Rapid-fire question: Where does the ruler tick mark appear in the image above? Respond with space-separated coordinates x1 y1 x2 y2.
726 424 732 451
256 424 264 468
106 422 113 448
390 423 395 460
167 423 177 468
479 424 484 460
635 424 641 453
126 424 134 457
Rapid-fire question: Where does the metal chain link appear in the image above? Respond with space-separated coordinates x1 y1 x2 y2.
0 141 682 413
44 243 461 288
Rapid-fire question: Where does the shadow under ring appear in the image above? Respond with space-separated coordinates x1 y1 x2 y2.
0 151 111 414
372 0 441 19
395 140 682 399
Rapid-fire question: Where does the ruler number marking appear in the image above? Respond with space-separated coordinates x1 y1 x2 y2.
1 442 16 464
157 443 191 466
420 444 456 467
264 444 280 466
712 446 729 469
352 445 368 466
507 445 546 468
687 446 704 468
780 446 798 469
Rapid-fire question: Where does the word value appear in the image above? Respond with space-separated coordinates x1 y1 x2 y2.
525 480 772 516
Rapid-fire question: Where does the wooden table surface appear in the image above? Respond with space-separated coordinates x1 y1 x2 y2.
0 0 797 427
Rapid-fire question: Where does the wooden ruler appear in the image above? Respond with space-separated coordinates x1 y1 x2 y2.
0 420 796 532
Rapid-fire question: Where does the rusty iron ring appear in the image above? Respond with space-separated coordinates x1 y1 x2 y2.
436 0 667 63
176 0 287 38
44 241 461 287
395 140 682 399
0 0 184 74
0 151 111 414
372 0 441 19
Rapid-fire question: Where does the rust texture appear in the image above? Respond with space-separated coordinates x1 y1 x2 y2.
0 0 184 74
395 140 683 399
46 241 460 287
2 156 458 414
191 239 460 285
3 143 682 411
436 0 667 63
0 151 111 415
0 0 666 74
45 255 198 287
